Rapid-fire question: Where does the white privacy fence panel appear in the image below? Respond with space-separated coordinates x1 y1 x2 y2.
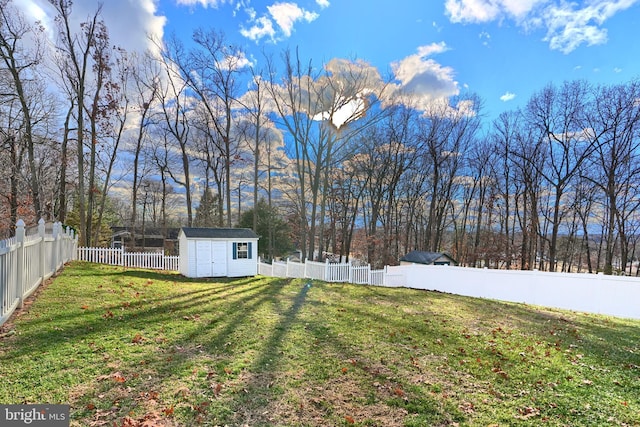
77 247 179 271
304 260 326 281
389 264 640 319
1 219 77 327
258 261 273 276
286 261 305 278
272 261 287 278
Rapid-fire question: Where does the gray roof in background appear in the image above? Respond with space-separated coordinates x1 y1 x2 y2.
180 227 259 239
399 250 456 264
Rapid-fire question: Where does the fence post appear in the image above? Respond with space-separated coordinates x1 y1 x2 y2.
348 261 353 284
38 218 46 287
15 220 25 309
52 222 60 272
383 265 387 287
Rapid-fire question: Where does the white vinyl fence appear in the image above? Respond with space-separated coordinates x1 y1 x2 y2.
258 258 386 286
1 219 77 327
76 247 179 271
387 264 640 320
258 259 640 320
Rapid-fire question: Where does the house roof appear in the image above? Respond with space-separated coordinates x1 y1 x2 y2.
111 226 180 240
400 250 457 265
180 227 259 239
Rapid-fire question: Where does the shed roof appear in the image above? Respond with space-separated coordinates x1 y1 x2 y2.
399 250 457 265
180 227 258 239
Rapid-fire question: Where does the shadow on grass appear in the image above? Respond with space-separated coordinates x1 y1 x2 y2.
5 263 640 426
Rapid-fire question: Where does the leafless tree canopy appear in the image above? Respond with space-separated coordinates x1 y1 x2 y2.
2 0 640 273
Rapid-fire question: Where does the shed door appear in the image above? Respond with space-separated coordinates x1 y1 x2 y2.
195 240 213 277
212 241 227 276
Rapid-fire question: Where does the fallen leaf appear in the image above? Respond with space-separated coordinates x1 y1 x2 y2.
132 333 144 344
516 406 540 420
344 415 355 424
81 305 89 310
162 406 174 416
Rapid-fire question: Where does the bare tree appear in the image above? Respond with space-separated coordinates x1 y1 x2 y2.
420 96 482 252
521 81 596 271
50 0 105 245
166 29 246 227
155 34 194 225
266 50 386 260
585 80 640 274
129 51 161 230
0 0 46 218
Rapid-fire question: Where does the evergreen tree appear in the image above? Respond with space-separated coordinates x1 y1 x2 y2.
238 199 292 260
194 188 220 227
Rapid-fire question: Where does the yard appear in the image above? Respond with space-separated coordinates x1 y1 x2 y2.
0 262 639 426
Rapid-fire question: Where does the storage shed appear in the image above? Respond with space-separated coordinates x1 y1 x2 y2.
178 227 259 278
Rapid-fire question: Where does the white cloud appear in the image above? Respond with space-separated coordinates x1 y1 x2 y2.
268 2 318 37
16 0 166 56
614 67 622 73
444 0 501 23
316 0 330 8
479 31 491 46
240 16 276 40
175 0 229 6
500 91 516 101
390 42 459 110
444 0 640 53
241 2 320 42
542 1 637 53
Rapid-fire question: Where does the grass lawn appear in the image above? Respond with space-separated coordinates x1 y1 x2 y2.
0 262 639 426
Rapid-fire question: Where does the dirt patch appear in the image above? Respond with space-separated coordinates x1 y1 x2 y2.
231 373 410 427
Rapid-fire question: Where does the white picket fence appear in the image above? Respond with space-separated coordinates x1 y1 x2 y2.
1 219 77 327
258 258 386 286
76 247 179 271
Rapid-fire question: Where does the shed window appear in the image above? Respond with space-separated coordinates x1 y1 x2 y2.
233 242 252 259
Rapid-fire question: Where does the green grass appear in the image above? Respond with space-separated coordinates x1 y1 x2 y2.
1 262 639 426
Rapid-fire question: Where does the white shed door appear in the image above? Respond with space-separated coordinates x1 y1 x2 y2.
195 241 213 277
212 241 227 276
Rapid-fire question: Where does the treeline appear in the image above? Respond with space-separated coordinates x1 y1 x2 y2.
1 0 639 274
333 80 640 275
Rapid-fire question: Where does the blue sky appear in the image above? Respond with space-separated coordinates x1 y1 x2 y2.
15 0 640 120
